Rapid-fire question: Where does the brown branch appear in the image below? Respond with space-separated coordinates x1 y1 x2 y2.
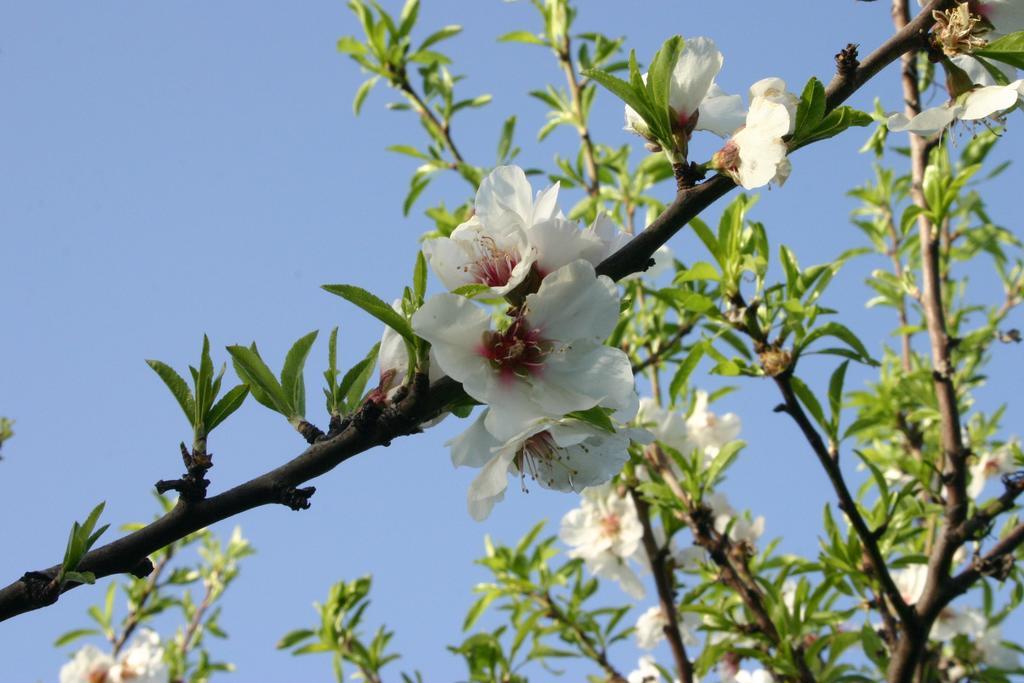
629 488 695 683
0 2 951 623
773 375 915 629
887 1 964 680
396 70 465 166
536 591 627 683
631 322 695 375
643 447 814 683
945 521 1024 601
557 38 600 197
111 550 174 657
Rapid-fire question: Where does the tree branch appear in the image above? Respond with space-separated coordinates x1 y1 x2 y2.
0 1 951 623
629 488 695 683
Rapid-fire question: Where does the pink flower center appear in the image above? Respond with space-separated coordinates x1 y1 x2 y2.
464 235 519 287
714 141 741 172
600 513 622 539
479 317 550 379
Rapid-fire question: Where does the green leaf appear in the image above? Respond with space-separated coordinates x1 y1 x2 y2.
827 360 849 438
497 115 516 163
704 440 745 485
323 284 417 348
419 24 461 51
790 376 827 433
145 360 196 427
451 283 492 298
645 35 684 136
668 344 704 401
63 570 96 585
53 628 100 647
227 344 292 415
793 77 827 141
800 322 875 364
353 77 379 115
386 144 430 160
336 35 367 56
397 0 419 37
413 251 427 305
675 261 720 282
340 342 382 411
206 384 249 432
564 406 616 434
277 628 317 650
497 30 546 46
973 31 1024 70
585 64 655 134
280 330 319 419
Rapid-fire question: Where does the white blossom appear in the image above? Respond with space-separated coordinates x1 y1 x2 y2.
60 631 168 683
967 440 1019 498
886 79 1024 136
894 564 929 605
422 166 559 298
733 669 776 683
705 492 765 544
108 630 168 683
450 411 642 520
748 78 799 134
636 605 701 650
560 483 646 598
976 621 1021 670
60 646 114 683
629 656 679 683
413 259 637 441
637 397 693 455
686 390 742 459
713 96 792 190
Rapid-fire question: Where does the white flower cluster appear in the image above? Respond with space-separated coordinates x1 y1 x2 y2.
623 36 797 190
412 166 646 520
893 564 1020 671
889 2 1024 136
60 630 168 683
638 390 741 465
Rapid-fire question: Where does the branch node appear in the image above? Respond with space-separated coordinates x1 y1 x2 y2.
672 162 706 190
973 553 1014 582
128 557 154 579
20 571 60 608
275 485 316 511
296 420 326 445
834 43 860 78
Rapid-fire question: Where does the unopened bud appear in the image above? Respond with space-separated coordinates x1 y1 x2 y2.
759 347 793 377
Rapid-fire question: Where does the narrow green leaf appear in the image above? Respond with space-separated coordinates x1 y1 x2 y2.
827 360 849 438
53 628 100 647
339 342 381 411
704 440 745 485
206 384 249 432
413 251 427 305
419 24 461 51
793 77 826 141
564 406 616 434
353 77 379 115
397 0 419 37
668 344 704 401
973 31 1024 70
145 360 196 427
63 570 97 585
280 330 319 419
675 261 720 282
790 376 828 433
322 284 417 347
227 345 291 415
497 30 546 46
497 115 516 163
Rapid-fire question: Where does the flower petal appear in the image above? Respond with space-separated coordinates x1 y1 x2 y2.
524 260 620 342
670 37 724 120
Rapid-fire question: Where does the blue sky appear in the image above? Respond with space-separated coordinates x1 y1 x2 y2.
1 1 1021 681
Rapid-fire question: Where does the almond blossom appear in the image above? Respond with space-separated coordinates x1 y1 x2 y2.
732 669 776 683
449 410 642 520
628 656 682 683
712 96 793 190
422 165 560 298
705 492 765 545
560 483 646 598
887 79 1024 136
412 259 637 441
624 37 746 148
638 390 742 463
894 563 929 605
636 605 701 650
60 631 168 683
967 439 1020 498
